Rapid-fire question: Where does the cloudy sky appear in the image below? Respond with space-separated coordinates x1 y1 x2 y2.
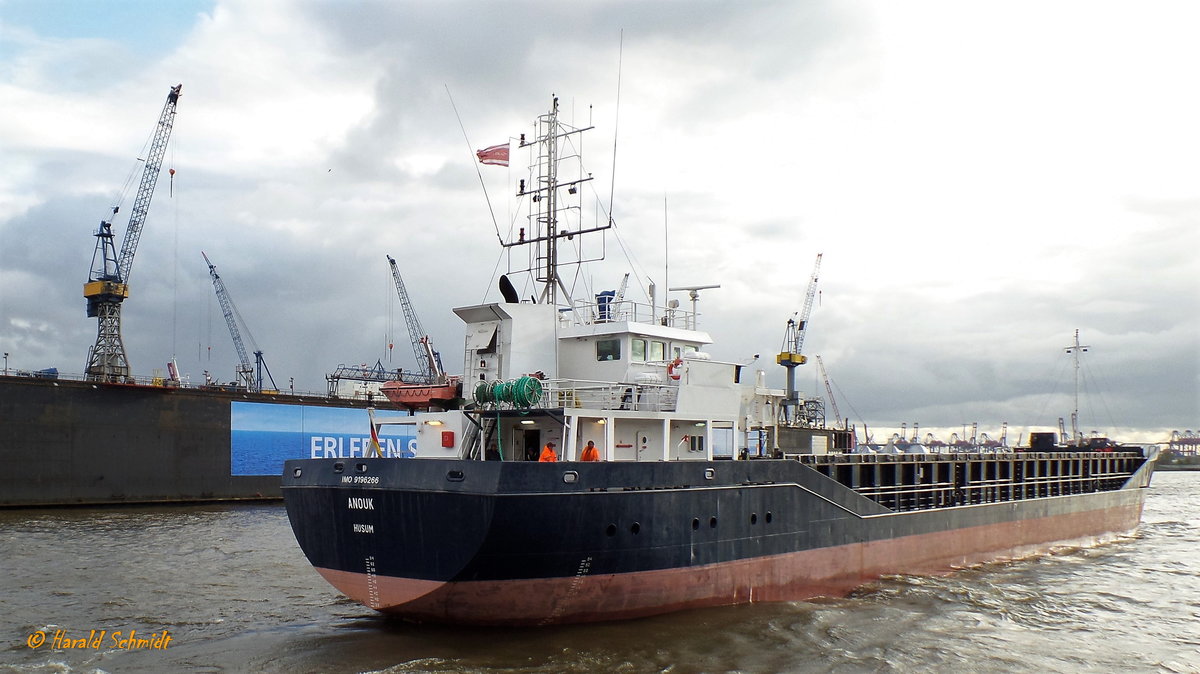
2 0 1196 443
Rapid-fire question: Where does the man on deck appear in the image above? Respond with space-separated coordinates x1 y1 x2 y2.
539 441 558 462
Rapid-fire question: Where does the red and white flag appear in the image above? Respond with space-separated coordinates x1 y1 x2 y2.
476 142 509 166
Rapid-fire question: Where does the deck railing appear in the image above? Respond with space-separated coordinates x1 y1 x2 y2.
558 298 698 330
801 451 1146 512
536 378 679 412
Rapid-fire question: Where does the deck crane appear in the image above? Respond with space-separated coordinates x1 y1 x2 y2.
387 255 445 384
202 252 277 393
84 84 182 382
776 253 822 424
814 355 843 430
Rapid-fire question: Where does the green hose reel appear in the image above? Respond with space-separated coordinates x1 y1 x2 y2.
473 375 543 408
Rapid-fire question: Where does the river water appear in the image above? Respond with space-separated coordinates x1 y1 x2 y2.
2 471 1197 673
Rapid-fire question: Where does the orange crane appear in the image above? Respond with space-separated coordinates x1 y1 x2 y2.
83 84 182 382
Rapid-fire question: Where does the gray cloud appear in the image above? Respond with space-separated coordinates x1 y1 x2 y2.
1 1 1195 443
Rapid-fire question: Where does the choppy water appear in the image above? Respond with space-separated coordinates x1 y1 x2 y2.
2 472 1198 673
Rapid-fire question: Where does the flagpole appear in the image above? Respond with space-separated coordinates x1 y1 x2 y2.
445 85 504 247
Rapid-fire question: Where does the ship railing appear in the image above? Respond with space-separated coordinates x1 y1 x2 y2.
852 481 958 511
558 298 698 331
809 452 1145 511
853 467 1139 511
0 368 349 398
540 378 678 412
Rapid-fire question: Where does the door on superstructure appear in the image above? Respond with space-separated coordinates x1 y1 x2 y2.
522 429 541 461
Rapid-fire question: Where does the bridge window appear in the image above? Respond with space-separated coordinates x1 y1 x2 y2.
649 341 665 361
672 345 697 360
597 339 621 361
631 339 646 362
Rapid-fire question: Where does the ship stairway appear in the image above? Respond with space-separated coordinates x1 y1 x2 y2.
462 414 483 460
464 414 501 461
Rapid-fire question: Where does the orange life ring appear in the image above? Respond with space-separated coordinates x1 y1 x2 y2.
667 357 683 380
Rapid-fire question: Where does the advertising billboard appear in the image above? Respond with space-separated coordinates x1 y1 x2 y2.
231 401 416 476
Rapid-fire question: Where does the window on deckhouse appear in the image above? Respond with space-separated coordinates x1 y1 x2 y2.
631 339 646 362
596 339 621 361
649 341 665 361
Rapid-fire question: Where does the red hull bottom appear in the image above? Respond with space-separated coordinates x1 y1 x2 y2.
314 501 1144 625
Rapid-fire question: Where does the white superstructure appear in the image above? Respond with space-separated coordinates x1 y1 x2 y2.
374 96 839 462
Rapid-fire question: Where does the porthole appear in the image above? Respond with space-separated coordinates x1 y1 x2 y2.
704 468 716 480
333 462 345 474
750 513 758 525
606 524 617 537
631 522 641 534
446 470 465 482
692 518 700 530
765 511 773 523
563 471 579 484
356 463 368 473
709 516 718 528
292 467 303 478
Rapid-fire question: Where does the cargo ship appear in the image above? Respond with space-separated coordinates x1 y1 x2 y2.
281 97 1158 625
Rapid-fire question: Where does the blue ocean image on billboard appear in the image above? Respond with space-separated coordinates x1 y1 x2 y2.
231 401 416 476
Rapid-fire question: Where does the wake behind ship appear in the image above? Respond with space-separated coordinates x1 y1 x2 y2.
282 97 1158 626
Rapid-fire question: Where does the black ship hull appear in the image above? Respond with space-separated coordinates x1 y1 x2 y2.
282 450 1155 625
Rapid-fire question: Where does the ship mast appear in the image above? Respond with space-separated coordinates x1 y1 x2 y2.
1063 329 1090 446
535 98 562 305
507 96 606 307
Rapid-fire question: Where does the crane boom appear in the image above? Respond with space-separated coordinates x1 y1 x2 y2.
613 273 630 304
83 84 182 382
791 253 823 357
203 252 275 392
815 355 843 430
388 255 442 382
118 84 182 284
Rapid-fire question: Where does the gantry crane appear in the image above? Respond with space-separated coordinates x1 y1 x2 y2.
202 252 277 392
84 84 182 382
387 255 445 384
777 253 822 424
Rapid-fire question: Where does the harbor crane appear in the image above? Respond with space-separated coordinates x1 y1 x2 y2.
814 355 844 430
387 255 446 384
202 252 277 393
613 273 630 305
777 253 822 424
84 84 182 382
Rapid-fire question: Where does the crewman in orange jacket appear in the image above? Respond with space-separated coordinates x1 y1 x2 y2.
539 441 558 462
580 440 600 462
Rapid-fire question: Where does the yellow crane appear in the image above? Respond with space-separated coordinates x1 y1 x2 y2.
777 253 822 424
83 84 182 382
